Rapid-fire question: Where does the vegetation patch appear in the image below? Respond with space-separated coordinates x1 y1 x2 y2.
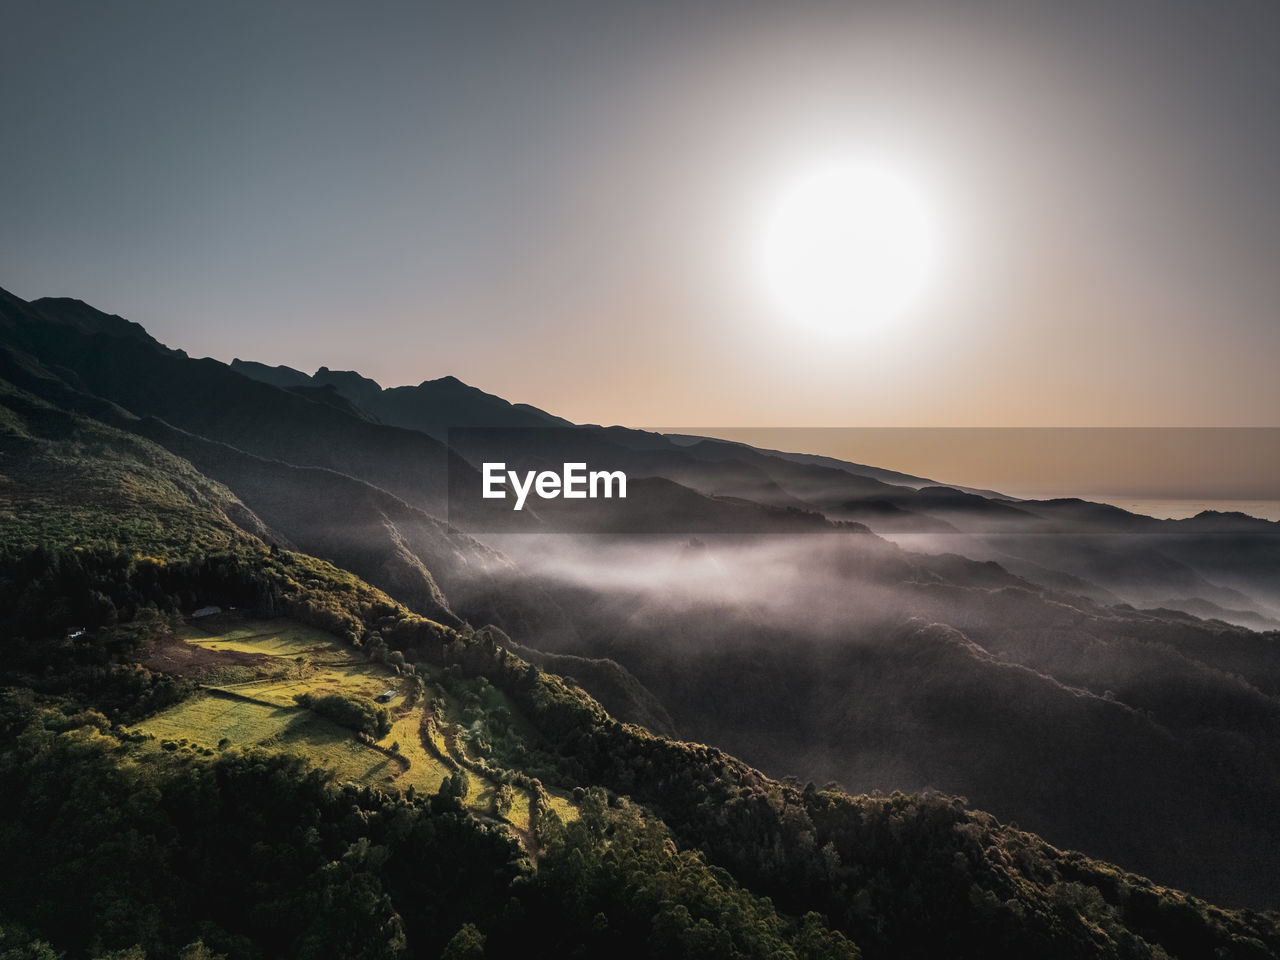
127 616 555 844
296 692 393 739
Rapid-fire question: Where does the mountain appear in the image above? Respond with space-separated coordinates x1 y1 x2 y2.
226 357 313 389
4 286 1280 952
3 355 1278 959
143 307 1280 629
232 358 571 438
494 525 1280 908
666 433 1012 497
5 294 460 518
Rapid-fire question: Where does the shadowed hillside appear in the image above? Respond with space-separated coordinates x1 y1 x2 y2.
5 286 1280 934
4 366 1278 958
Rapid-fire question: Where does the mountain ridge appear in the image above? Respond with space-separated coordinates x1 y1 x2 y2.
5 285 1280 912
4 376 1278 956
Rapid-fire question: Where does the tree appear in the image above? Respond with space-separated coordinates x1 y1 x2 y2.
440 923 485 960
494 783 514 818
177 942 227 960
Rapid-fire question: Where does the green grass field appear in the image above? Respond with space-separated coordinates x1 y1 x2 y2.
384 710 449 795
544 791 576 823
182 621 344 659
135 616 570 845
138 692 402 783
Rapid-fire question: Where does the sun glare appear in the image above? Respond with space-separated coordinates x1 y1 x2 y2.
754 154 942 333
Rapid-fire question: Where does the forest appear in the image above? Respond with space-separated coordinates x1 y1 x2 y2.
2 539 1276 959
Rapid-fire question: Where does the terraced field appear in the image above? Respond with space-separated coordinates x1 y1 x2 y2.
134 615 573 845
140 695 402 782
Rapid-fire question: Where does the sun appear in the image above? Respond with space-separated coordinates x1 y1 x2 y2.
753 154 942 333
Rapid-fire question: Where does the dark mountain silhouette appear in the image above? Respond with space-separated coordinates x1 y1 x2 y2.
233 358 570 438
310 366 385 410
4 293 460 517
285 383 379 421
227 357 312 388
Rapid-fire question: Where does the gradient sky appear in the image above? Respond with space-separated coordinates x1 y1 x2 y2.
4 0 1279 429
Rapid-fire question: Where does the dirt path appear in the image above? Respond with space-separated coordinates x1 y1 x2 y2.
143 633 269 676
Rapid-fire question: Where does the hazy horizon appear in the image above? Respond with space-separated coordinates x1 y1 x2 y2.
663 426 1280 503
12 279 1280 504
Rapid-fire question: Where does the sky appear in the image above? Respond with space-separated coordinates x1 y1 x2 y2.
3 0 1280 430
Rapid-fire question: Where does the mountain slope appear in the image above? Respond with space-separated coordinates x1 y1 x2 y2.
2 384 1275 958
499 528 1280 908
0 376 272 555
6 286 1280 931
3 292 460 517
